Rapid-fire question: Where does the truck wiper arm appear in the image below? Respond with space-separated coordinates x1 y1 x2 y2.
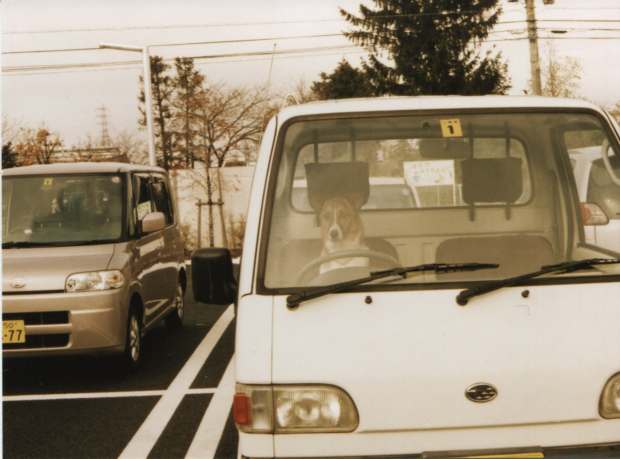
456 258 620 306
286 262 499 310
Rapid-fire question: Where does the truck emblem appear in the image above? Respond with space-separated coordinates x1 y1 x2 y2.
465 383 497 403
10 278 26 289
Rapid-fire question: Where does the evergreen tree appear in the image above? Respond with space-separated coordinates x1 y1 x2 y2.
139 56 176 170
2 142 19 169
312 60 374 100
172 57 204 168
340 0 511 96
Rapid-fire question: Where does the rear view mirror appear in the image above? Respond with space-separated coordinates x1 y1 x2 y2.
142 212 166 233
192 248 238 305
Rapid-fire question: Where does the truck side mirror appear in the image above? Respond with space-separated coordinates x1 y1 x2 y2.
192 248 238 305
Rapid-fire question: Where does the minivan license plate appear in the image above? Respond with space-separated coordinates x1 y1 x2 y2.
3 320 26 343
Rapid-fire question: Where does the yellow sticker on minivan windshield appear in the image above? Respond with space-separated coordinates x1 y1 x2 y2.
440 119 463 137
43 178 53 186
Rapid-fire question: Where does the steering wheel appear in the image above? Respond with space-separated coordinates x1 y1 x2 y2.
296 249 401 284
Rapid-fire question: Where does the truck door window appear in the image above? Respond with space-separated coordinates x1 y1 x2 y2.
567 129 620 253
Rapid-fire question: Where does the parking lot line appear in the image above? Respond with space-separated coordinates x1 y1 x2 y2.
185 356 235 459
2 388 217 402
118 305 234 459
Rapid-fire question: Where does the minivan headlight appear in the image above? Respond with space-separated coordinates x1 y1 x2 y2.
234 384 359 433
600 372 620 419
66 270 125 292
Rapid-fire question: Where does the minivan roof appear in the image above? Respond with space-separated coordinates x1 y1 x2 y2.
276 95 605 123
2 162 166 176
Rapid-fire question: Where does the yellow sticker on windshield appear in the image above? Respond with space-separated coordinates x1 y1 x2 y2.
440 119 463 137
43 178 53 186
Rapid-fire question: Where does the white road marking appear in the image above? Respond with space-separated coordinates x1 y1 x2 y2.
2 388 217 402
118 305 234 459
185 357 235 459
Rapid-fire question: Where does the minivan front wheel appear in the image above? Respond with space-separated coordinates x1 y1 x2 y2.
165 282 184 329
122 306 141 369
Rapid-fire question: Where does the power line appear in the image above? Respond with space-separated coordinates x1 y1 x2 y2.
2 33 345 55
15 9 603 37
0 11 507 35
5 28 619 77
2 18 345 35
2 48 368 78
486 35 620 43
5 18 620 56
2 44 361 74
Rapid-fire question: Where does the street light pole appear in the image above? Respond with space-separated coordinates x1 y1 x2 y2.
99 42 157 166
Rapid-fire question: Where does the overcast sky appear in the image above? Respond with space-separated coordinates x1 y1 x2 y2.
2 0 620 147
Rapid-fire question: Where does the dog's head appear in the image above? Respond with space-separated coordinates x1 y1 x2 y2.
310 194 365 243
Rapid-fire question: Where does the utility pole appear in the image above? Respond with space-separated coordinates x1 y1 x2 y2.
526 0 542 95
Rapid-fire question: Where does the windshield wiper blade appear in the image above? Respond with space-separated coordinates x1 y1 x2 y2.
286 262 499 310
2 241 54 249
456 258 620 306
2 239 114 249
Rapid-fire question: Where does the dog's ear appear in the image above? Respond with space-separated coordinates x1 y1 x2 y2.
347 192 366 211
308 195 325 227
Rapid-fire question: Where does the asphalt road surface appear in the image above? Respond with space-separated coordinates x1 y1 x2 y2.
2 267 239 459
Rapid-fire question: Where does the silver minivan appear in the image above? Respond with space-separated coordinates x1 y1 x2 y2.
2 162 186 368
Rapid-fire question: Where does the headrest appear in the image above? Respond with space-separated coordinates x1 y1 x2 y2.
419 138 472 159
461 157 523 204
305 162 370 207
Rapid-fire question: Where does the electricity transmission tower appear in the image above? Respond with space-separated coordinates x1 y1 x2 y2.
97 105 111 147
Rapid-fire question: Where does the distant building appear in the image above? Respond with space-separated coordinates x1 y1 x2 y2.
51 146 128 163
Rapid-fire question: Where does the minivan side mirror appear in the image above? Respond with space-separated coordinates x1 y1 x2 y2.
192 248 238 305
581 202 610 226
142 212 166 233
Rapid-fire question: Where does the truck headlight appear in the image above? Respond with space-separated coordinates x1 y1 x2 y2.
234 384 359 433
600 372 620 419
66 270 125 292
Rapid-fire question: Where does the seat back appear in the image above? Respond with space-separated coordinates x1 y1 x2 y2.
436 235 555 279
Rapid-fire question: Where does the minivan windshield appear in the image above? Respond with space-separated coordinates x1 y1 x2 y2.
2 174 124 247
262 111 620 289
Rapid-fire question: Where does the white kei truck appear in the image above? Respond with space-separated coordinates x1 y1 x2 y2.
192 96 620 458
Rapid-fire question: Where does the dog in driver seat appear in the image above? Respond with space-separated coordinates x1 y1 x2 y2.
310 194 369 274
306 162 370 274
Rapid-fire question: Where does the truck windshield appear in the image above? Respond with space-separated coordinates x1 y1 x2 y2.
261 110 620 290
2 174 124 246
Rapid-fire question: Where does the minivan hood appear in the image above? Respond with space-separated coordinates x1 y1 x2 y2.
2 244 116 293
271 282 620 433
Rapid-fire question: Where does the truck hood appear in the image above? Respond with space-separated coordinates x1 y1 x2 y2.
271 282 620 432
2 244 116 293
